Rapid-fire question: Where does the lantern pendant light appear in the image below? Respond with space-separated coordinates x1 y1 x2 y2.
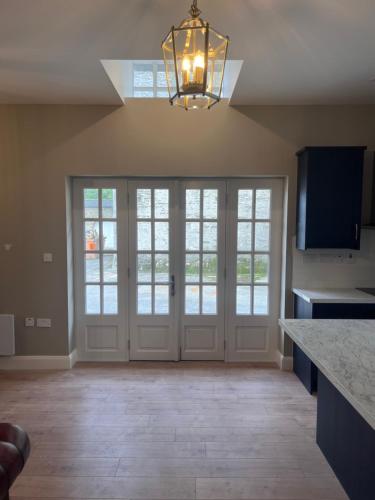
161 0 230 110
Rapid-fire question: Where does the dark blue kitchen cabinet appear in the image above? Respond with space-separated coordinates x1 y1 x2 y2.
296 146 366 250
317 371 375 500
293 294 375 393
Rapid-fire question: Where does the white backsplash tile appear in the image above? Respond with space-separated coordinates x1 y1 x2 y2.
292 230 375 289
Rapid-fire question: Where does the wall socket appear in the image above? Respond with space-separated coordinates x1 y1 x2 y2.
43 253 53 263
36 318 52 328
25 317 35 327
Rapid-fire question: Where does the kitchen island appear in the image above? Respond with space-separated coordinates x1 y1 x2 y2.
292 289 375 394
279 319 375 500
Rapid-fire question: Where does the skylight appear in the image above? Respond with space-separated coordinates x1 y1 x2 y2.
133 62 169 98
101 60 243 103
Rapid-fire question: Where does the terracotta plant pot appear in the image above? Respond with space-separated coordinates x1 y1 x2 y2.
86 240 96 251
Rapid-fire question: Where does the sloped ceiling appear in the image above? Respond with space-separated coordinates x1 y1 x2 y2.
1 0 375 104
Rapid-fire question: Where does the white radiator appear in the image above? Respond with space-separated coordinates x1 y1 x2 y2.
0 315 15 355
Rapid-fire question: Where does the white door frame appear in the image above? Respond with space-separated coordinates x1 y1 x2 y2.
72 177 285 363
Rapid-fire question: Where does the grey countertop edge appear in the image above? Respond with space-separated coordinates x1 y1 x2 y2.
279 319 375 430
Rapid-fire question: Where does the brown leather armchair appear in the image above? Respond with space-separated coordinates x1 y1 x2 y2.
0 424 30 500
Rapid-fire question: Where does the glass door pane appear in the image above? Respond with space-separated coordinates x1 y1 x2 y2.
136 188 170 315
184 189 218 315
235 188 271 316
83 188 119 315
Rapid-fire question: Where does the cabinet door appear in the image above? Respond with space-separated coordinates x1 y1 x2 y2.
313 303 375 319
306 149 363 249
297 148 364 250
317 371 375 500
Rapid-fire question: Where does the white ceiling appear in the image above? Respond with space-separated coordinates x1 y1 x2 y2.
1 0 375 105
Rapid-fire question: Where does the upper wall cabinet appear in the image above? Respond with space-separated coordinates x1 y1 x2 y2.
296 146 366 250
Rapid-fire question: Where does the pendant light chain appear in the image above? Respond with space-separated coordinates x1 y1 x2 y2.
189 0 201 18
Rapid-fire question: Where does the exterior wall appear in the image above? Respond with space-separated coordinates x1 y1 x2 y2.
0 102 374 356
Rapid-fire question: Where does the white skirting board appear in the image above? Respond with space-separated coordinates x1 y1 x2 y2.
275 350 293 371
0 350 290 370
0 349 78 370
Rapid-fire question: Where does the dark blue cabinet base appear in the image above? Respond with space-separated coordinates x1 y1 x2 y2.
317 371 375 500
293 344 317 394
293 294 375 393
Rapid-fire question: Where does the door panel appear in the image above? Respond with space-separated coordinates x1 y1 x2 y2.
73 178 129 361
128 181 178 360
180 181 226 360
225 179 284 362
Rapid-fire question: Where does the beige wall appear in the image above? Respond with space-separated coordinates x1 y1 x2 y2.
1 102 375 356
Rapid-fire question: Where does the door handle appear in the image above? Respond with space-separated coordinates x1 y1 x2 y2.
170 275 175 297
355 223 359 241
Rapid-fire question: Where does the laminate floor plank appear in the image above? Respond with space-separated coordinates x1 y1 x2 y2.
0 362 347 499
196 477 347 499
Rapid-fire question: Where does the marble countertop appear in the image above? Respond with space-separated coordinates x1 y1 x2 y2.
279 319 375 430
293 287 375 304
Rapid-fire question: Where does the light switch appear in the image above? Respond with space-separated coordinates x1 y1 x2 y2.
25 317 35 327
43 253 53 263
36 318 51 328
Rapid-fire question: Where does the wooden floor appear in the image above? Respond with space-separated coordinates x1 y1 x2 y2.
0 362 347 499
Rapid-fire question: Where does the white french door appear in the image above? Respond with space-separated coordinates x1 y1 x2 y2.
73 178 129 361
225 179 283 361
128 181 179 360
180 181 226 360
73 177 284 362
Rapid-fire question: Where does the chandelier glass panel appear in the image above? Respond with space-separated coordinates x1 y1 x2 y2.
162 0 229 110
